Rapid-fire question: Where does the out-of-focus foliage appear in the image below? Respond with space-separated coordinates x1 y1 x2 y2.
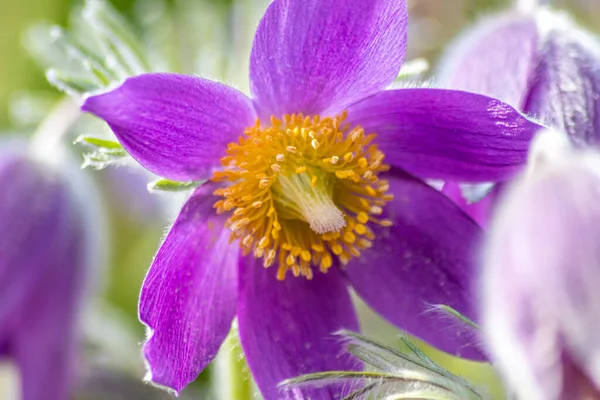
283 330 489 400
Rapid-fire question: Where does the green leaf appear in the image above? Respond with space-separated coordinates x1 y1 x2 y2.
342 382 380 400
46 69 102 96
281 370 399 387
83 0 150 76
340 330 444 378
429 304 481 331
81 146 128 170
147 179 202 193
74 135 123 150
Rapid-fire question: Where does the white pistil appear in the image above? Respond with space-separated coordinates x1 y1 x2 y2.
275 172 346 234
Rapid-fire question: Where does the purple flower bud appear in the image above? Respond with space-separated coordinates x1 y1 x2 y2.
482 131 600 400
0 147 97 400
439 8 600 147
438 11 539 109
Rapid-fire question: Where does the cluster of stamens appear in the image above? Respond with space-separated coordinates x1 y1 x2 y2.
211 112 393 280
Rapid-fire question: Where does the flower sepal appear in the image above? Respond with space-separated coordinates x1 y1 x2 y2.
147 178 204 193
75 134 127 169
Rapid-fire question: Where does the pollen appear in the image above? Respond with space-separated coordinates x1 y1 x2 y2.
211 112 392 280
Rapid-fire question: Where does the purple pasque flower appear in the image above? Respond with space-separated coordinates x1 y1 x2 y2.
82 0 543 397
0 147 90 400
438 7 600 224
482 130 600 400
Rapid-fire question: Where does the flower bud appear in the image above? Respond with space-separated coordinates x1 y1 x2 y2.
439 7 600 147
0 146 98 400
482 130 600 400
438 11 538 109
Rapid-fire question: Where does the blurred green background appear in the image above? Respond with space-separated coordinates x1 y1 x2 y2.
3 0 599 127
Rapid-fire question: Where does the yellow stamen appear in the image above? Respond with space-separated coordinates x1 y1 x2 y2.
211 112 392 280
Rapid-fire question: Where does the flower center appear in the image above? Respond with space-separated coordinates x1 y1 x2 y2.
211 112 393 280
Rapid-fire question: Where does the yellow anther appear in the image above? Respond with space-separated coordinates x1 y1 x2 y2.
286 254 296 266
258 237 269 249
231 218 250 231
343 231 356 244
331 243 343 255
311 244 325 252
320 254 333 270
233 208 245 216
271 164 282 172
330 156 339 164
311 139 320 150
357 212 369 224
286 146 297 153
355 224 367 235
295 166 307 174
223 200 235 210
300 250 312 262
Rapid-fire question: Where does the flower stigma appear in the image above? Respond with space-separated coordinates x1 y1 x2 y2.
211 112 393 280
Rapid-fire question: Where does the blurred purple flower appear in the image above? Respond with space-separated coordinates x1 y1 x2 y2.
482 131 600 400
82 0 543 397
0 149 90 400
438 8 600 224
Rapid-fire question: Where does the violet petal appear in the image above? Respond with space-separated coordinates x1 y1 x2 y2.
238 257 360 400
83 73 256 181
250 0 407 118
344 170 485 360
346 88 543 182
139 184 239 394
